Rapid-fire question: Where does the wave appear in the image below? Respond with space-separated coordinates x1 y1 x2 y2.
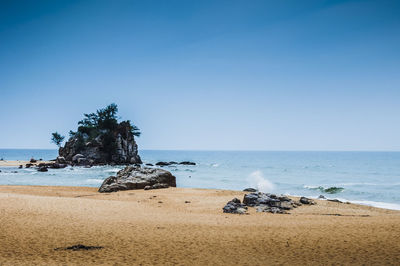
247 170 274 193
105 168 122 173
286 193 400 211
304 185 344 194
349 200 400 211
86 179 104 184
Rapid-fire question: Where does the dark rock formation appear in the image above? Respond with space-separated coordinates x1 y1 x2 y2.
155 161 196 167
243 188 257 192
54 244 103 251
243 192 301 214
99 165 176 193
57 104 142 165
300 197 316 205
145 163 154 166
59 122 141 165
37 166 48 172
223 198 248 214
25 163 33 168
36 162 67 169
179 161 196 165
56 156 67 164
18 165 23 169
144 183 170 190
327 199 343 203
224 192 311 215
155 162 170 166
30 158 37 163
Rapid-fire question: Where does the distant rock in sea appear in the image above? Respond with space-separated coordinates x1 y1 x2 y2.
56 104 141 166
155 161 196 167
98 165 176 193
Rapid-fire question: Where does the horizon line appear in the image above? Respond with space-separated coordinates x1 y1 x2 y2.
0 148 399 153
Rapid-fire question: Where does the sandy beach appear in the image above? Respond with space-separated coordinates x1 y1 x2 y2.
0 185 399 265
0 160 52 167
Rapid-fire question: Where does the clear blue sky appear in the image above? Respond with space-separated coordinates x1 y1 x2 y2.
0 0 399 150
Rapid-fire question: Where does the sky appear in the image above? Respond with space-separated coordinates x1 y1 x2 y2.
0 0 399 151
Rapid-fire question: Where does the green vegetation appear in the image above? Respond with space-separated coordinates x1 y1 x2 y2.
62 103 140 158
51 132 65 147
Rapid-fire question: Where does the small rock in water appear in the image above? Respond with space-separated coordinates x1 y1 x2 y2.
318 195 326 199
155 161 171 166
37 166 48 172
300 197 316 205
18 165 23 169
30 158 37 163
243 188 257 192
179 161 196 165
223 198 248 214
56 156 67 164
145 163 154 166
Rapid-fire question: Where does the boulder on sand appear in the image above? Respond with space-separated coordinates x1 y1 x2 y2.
223 198 248 214
99 165 176 193
223 192 308 214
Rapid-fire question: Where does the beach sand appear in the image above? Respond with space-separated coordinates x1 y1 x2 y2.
0 185 399 265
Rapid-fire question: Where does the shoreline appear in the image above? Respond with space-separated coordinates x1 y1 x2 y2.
1 159 400 211
0 160 53 167
1 185 399 265
1 158 400 211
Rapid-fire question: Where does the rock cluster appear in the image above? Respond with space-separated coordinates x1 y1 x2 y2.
300 196 316 205
59 122 141 166
98 165 176 193
222 198 248 214
155 161 196 166
35 162 68 172
223 192 316 214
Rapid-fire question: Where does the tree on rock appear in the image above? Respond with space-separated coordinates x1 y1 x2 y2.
56 103 142 165
51 132 65 147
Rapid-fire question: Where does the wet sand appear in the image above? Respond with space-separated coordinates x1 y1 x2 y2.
0 160 52 167
0 185 399 265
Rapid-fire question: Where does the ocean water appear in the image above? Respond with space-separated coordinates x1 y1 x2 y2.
0 149 399 210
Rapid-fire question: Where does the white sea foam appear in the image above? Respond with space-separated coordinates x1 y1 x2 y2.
105 168 122 173
349 200 400 211
247 170 274 193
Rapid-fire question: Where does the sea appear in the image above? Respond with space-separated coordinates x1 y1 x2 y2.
1 149 399 210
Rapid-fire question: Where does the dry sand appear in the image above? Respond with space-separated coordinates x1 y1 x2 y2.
0 185 399 265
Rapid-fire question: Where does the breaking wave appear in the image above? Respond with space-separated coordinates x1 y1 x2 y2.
304 185 344 194
247 170 274 193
